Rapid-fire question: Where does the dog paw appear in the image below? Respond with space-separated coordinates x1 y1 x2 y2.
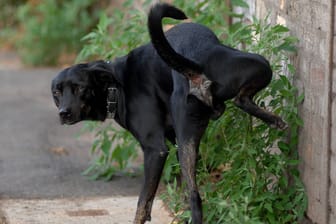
270 118 288 130
210 103 226 120
134 209 151 224
210 110 222 120
145 214 151 222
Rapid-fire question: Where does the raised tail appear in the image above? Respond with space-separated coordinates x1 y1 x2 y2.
147 3 203 77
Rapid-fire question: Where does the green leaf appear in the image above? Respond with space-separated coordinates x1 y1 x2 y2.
288 160 300 166
231 0 250 8
297 93 305 104
295 117 304 126
264 203 273 213
97 13 113 30
275 43 297 52
278 141 290 152
123 0 134 8
81 163 97 176
101 136 111 156
272 24 290 33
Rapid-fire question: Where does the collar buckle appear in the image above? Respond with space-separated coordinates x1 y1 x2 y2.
106 87 119 119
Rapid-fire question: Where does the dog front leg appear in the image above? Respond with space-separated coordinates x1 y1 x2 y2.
134 146 168 224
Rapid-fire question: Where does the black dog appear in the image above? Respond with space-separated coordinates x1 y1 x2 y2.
51 3 286 224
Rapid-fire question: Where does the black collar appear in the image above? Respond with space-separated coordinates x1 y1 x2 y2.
106 86 119 119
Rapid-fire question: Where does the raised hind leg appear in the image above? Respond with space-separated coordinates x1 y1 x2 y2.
234 83 287 130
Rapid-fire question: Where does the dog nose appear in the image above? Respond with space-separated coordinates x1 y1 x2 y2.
59 108 72 118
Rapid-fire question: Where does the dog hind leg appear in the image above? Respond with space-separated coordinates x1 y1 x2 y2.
234 82 287 130
171 91 211 224
178 140 203 224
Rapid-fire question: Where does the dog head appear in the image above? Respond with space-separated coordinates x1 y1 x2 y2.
51 60 118 125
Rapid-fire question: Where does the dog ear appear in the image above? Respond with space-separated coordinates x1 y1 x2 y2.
85 60 120 88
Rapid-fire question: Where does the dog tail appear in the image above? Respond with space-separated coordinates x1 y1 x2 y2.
148 3 203 77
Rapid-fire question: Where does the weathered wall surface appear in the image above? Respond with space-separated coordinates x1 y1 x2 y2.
241 0 334 223
330 3 336 221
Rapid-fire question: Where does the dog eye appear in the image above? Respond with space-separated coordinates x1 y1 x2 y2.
53 90 61 97
76 86 85 94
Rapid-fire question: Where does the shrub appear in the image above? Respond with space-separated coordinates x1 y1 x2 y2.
15 0 103 66
78 0 307 223
0 0 25 48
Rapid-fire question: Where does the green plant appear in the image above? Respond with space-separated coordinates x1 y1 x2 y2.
77 0 151 61
15 0 103 66
80 121 139 180
78 0 307 223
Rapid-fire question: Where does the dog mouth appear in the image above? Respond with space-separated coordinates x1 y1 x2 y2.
61 120 78 125
60 118 78 125
58 105 86 125
59 114 80 125
58 105 90 125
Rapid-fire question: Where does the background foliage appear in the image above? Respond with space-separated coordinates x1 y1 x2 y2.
0 0 105 66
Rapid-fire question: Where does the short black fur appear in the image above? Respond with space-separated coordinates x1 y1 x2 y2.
51 3 287 224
